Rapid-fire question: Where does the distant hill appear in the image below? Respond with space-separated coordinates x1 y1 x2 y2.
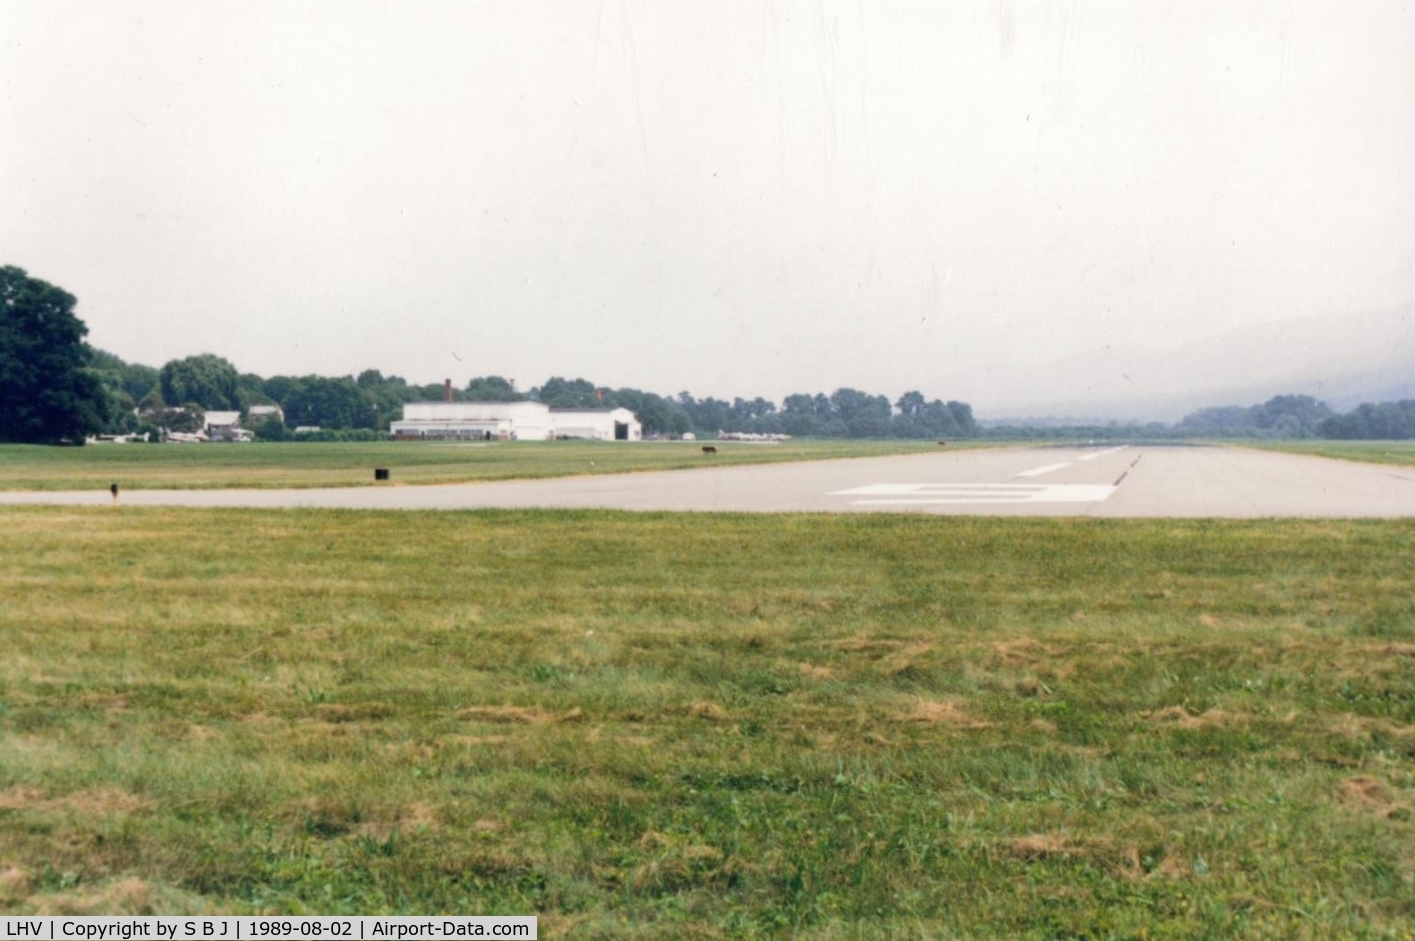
975 305 1415 421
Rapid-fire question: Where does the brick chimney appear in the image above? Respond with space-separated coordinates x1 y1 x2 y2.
444 379 452 403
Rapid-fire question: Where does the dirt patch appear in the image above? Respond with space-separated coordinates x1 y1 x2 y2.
1377 643 1415 658
798 662 834 680
1149 707 1249 730
902 700 991 730
1197 614 1220 627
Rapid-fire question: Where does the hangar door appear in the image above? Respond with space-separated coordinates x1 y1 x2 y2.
614 422 629 440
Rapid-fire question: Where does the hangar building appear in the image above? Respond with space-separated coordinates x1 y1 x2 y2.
391 401 642 441
549 407 643 441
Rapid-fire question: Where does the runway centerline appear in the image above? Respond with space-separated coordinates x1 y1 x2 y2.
1014 462 1072 478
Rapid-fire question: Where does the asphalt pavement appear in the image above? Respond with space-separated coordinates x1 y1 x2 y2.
3 445 1414 517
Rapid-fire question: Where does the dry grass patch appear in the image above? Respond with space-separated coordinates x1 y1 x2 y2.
687 701 729 722
358 801 442 840
455 705 582 724
901 699 991 730
1337 776 1411 819
0 867 30 903
632 831 732 893
828 637 906 654
990 637 1061 664
31 878 155 916
0 786 151 816
439 734 511 747
1002 834 1155 882
1148 706 1250 730
3 508 1414 931
880 642 934 676
1329 713 1415 740
1005 832 1074 860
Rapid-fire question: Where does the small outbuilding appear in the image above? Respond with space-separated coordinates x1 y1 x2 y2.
204 411 251 442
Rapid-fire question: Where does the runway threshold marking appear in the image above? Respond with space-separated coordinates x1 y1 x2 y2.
830 483 1117 505
1015 462 1072 478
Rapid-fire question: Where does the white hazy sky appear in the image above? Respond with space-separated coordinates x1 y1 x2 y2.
3 1 1412 410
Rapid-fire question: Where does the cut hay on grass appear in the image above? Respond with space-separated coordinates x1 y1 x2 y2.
1 506 1413 938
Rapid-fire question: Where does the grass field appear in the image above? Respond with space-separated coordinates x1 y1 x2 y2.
1 507 1412 938
1245 441 1415 469
0 440 949 492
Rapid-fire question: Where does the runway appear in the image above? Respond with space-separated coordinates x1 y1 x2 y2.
3 445 1414 517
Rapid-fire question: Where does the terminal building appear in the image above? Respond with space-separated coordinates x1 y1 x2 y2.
391 400 642 442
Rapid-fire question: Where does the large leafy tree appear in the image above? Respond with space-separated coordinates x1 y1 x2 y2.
159 353 242 411
0 266 113 443
534 376 600 408
465 375 522 401
282 375 376 429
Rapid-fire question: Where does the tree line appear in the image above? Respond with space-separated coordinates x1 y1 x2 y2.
5 265 1415 444
84 350 982 442
3 266 981 442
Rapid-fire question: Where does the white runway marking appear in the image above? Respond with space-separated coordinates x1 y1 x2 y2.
831 483 1117 505
1078 446 1126 461
1014 462 1072 478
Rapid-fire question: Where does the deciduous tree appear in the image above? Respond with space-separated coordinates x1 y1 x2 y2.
0 266 112 443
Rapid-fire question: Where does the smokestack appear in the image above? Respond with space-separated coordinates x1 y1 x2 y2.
444 379 452 403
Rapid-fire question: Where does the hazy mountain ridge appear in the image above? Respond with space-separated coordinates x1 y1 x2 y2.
976 305 1415 422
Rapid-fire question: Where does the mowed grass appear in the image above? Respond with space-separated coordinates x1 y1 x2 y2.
0 440 948 492
1 508 1413 939
1247 441 1415 469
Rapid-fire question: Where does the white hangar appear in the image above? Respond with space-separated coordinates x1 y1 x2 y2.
391 401 642 441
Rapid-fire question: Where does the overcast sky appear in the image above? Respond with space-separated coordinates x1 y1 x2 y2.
3 1 1412 411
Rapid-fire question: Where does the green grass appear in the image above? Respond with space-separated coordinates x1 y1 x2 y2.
1 508 1413 938
1245 440 1415 469
0 439 953 491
